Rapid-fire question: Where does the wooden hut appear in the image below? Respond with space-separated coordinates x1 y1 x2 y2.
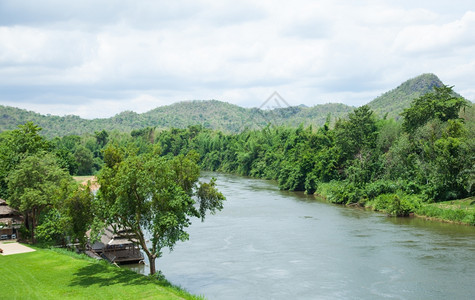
87 225 144 264
0 199 22 240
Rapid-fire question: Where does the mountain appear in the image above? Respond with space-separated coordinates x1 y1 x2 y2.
0 100 354 137
0 73 465 137
367 73 446 119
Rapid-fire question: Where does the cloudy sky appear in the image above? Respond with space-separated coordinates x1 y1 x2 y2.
1 0 474 119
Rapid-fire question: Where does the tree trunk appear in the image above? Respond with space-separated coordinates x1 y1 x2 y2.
149 255 156 275
24 213 30 238
132 225 157 275
30 210 36 244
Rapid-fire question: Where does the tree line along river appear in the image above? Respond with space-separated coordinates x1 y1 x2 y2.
124 172 475 300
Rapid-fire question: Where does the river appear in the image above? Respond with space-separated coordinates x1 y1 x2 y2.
124 172 475 299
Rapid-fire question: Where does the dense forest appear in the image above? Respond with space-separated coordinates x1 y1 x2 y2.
1 83 474 251
148 86 474 220
1 73 450 137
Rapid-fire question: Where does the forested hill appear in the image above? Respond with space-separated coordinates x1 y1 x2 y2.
367 73 461 119
0 101 354 137
0 73 468 137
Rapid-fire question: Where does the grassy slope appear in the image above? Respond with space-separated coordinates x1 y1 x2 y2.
0 247 200 300
416 197 475 225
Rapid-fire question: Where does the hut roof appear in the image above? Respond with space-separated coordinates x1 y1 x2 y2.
0 199 23 227
0 199 20 217
0 205 16 216
87 225 138 250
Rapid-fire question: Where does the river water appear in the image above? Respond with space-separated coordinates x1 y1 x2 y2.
124 172 475 299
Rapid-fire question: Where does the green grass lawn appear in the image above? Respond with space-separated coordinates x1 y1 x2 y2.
0 247 202 300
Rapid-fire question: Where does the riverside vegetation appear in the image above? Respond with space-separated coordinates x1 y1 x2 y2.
0 78 473 296
149 85 474 224
0 84 473 245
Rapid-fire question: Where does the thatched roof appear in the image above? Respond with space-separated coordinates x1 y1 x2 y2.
0 198 22 227
0 199 19 216
0 205 15 215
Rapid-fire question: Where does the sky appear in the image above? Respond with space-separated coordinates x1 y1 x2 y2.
0 0 474 119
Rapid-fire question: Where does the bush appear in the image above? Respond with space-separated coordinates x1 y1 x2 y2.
370 192 421 216
316 180 364 204
365 180 399 199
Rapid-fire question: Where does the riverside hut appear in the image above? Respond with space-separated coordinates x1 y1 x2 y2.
87 225 144 264
0 199 22 240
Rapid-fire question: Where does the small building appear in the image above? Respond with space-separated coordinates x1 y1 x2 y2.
87 225 144 264
0 199 22 240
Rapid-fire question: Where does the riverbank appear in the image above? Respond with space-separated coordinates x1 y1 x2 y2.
315 181 475 225
415 197 475 225
0 245 202 299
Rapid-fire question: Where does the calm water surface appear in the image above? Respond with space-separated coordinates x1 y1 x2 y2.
125 172 475 299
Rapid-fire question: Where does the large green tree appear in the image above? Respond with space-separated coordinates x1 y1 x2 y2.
6 152 73 243
97 145 225 275
62 185 95 249
0 122 49 198
401 85 468 133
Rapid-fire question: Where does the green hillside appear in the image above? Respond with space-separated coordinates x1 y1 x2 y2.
142 100 250 132
0 100 353 137
0 73 468 137
368 73 446 119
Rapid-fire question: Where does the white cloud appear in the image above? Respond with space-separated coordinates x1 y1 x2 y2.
393 11 475 54
0 0 474 119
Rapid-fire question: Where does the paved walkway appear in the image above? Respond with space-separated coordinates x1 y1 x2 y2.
0 241 36 256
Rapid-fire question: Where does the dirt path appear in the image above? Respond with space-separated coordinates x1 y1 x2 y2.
74 176 100 191
0 241 35 256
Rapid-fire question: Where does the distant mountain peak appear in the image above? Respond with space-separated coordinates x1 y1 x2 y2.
368 73 446 119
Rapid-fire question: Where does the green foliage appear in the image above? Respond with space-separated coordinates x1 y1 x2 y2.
369 193 421 217
365 180 401 199
196 178 225 220
6 151 73 242
335 105 378 159
74 145 94 175
62 185 95 248
1 74 473 252
401 85 468 133
0 122 50 197
315 181 363 205
0 100 353 137
97 145 225 275
35 208 65 245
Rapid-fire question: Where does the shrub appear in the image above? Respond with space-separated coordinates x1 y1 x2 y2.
316 180 364 204
370 192 421 216
365 180 399 199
